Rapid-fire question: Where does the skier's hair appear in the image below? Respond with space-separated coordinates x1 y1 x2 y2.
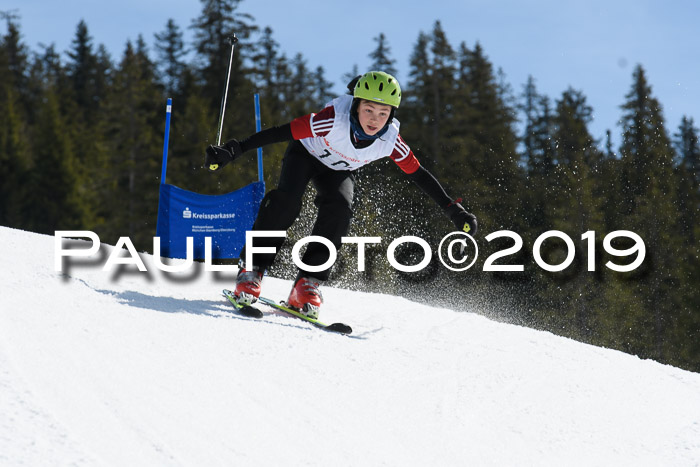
346 75 362 95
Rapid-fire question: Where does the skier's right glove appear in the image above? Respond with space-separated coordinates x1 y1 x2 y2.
205 139 243 171
445 199 478 236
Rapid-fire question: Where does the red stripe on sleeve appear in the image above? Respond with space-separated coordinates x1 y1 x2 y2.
390 135 421 174
391 150 421 174
290 114 314 140
309 105 335 137
290 105 336 140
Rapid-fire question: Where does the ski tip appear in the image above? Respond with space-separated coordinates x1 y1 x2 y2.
239 305 264 319
326 323 352 335
222 289 263 318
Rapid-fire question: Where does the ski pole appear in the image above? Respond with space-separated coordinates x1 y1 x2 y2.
216 33 238 146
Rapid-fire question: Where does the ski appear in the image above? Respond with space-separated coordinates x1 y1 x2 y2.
256 296 352 335
222 290 352 334
222 289 264 318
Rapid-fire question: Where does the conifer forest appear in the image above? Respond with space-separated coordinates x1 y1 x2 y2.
1 1 698 371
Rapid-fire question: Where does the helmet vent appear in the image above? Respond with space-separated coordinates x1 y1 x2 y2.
379 83 384 91
364 82 370 90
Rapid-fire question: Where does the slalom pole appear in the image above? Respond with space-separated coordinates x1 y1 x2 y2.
254 93 264 183
216 34 238 146
160 98 172 185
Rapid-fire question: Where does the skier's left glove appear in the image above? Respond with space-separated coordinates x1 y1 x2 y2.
445 199 477 236
205 139 243 171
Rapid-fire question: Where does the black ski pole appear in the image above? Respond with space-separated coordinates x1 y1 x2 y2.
207 34 238 171
216 33 238 146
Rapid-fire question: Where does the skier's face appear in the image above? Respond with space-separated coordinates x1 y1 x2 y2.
357 100 392 135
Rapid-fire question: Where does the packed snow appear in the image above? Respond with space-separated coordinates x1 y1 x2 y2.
1 226 699 466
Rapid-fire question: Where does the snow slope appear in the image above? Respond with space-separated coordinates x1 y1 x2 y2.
1 226 699 466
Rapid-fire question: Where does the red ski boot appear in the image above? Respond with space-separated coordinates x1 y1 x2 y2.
233 269 263 305
286 276 323 319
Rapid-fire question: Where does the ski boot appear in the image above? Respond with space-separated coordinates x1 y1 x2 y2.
286 275 323 319
233 268 263 305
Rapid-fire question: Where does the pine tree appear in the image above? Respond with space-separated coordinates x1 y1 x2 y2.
251 26 281 117
188 0 260 197
0 12 30 115
190 0 257 109
614 64 680 363
674 116 700 188
604 129 616 159
671 116 700 370
29 43 72 121
519 76 538 165
368 33 397 76
242 26 287 182
399 24 458 254
25 82 88 233
251 26 277 91
452 41 518 230
672 116 699 247
542 88 605 340
63 20 112 229
154 18 186 97
0 14 31 227
66 20 105 122
619 65 674 203
101 38 162 247
286 52 315 117
341 64 360 88
402 31 431 153
269 52 296 127
313 65 334 108
427 21 455 163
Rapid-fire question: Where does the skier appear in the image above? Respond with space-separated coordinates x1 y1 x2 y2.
205 71 477 319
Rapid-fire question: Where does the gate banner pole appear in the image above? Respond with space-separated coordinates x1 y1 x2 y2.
160 97 172 185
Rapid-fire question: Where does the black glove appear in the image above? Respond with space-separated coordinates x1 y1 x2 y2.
445 199 478 236
205 139 243 171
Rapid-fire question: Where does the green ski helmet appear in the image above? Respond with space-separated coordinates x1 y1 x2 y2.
353 71 402 108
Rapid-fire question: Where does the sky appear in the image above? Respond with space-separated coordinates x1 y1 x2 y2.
7 0 700 148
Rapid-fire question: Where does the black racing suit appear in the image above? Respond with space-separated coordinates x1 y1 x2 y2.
237 124 452 281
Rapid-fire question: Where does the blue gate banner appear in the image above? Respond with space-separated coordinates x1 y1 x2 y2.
156 181 265 259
